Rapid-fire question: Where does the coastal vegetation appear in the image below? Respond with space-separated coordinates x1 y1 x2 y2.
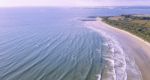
102 14 150 42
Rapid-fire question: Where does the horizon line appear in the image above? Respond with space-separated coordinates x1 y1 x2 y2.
0 5 150 8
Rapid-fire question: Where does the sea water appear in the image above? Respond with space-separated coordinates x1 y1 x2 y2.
0 7 150 80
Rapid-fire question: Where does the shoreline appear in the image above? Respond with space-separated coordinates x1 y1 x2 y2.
86 21 128 80
85 18 150 80
98 18 150 47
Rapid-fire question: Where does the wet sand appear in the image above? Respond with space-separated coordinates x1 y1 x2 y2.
85 18 150 80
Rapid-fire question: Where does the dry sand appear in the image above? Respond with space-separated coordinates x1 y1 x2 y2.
85 18 150 80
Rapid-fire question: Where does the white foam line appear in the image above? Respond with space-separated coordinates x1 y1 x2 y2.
102 33 127 80
96 74 101 80
96 18 143 80
85 24 127 80
84 21 144 80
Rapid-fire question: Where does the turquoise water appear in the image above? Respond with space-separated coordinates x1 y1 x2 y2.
0 7 150 80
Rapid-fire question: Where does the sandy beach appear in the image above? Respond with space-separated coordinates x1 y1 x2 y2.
85 18 150 80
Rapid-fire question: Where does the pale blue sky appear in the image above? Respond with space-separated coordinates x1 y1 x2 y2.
0 0 150 7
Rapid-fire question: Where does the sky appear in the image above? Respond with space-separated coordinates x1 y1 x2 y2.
0 0 150 7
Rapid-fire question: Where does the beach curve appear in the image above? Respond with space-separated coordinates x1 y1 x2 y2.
84 18 150 80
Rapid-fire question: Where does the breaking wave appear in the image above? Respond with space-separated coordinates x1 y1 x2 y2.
85 23 143 80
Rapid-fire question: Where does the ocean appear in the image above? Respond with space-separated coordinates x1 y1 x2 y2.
0 7 150 80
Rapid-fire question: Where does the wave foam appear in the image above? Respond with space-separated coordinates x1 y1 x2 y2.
85 23 143 80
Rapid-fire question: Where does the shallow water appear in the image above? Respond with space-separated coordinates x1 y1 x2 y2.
0 7 150 80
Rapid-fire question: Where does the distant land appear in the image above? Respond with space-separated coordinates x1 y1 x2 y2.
102 14 150 42
74 6 150 9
